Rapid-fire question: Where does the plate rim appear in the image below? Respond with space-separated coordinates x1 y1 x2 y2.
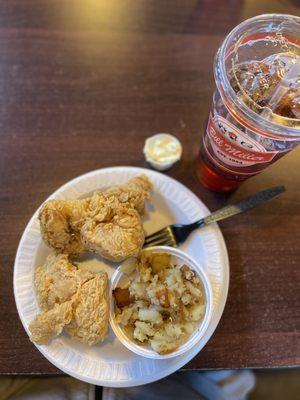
13 166 229 387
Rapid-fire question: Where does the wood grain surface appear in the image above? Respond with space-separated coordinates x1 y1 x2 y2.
0 0 299 375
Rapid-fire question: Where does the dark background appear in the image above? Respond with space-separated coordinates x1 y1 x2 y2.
0 0 299 374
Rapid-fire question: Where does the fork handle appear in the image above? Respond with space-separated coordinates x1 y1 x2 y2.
191 186 286 229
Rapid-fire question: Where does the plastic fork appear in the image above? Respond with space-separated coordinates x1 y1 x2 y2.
144 186 285 248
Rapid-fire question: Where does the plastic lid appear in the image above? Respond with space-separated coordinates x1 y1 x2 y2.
217 14 300 135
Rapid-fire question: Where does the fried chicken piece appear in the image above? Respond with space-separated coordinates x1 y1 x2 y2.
82 197 145 261
35 254 92 311
104 175 152 213
66 273 109 345
39 199 89 255
39 175 152 261
29 254 109 346
29 301 73 345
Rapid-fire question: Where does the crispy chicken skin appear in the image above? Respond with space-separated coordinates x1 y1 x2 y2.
39 199 88 255
81 192 146 261
35 254 92 311
29 254 109 345
29 301 74 345
104 174 151 213
66 274 109 345
39 175 152 261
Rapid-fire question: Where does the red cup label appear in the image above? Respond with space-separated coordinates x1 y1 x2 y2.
207 114 278 169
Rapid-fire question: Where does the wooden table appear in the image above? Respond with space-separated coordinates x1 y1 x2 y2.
0 0 299 375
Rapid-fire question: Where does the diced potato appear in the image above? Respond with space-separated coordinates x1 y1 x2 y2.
133 324 148 342
156 288 170 308
151 253 171 274
130 308 139 322
141 267 152 283
135 300 149 308
133 321 155 342
139 321 155 336
114 312 123 324
164 323 183 339
152 330 170 342
138 307 162 324
136 254 153 282
180 264 195 281
192 275 201 285
165 271 177 287
168 290 179 308
117 305 134 326
179 303 189 321
184 322 195 335
113 287 132 308
150 338 179 354
185 280 203 300
138 253 151 269
181 292 192 306
146 277 163 306
129 281 148 300
188 303 205 322
165 267 185 295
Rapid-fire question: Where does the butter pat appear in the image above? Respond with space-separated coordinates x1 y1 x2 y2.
143 133 182 171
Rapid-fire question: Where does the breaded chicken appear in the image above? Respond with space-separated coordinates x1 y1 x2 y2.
39 199 89 255
66 274 109 345
82 191 146 261
35 254 92 311
104 175 151 213
29 301 73 345
39 175 152 261
29 254 109 345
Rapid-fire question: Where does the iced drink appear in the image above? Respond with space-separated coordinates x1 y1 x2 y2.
198 14 300 192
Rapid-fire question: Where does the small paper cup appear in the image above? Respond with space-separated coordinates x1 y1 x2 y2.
110 246 213 359
143 133 182 171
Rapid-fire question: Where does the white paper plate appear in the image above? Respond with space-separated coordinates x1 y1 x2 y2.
14 166 229 387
